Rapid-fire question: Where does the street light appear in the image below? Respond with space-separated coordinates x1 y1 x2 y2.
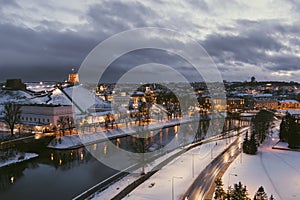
190 152 201 178
172 176 183 200
211 142 217 160
192 154 195 178
228 173 237 189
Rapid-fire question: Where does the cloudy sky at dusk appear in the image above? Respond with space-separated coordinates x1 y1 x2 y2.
1 0 300 82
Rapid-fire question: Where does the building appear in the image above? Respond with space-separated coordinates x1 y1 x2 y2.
254 98 278 110
20 105 73 129
278 100 300 110
4 79 26 90
227 98 244 111
68 73 79 84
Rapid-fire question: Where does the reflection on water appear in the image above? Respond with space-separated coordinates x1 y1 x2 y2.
0 146 117 200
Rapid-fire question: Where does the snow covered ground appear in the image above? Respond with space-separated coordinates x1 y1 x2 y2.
91 128 246 200
222 121 300 200
89 147 184 200
0 152 38 168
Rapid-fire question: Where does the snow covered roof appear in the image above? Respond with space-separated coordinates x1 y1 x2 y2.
279 100 299 104
64 85 112 115
278 109 300 115
47 88 72 106
253 93 273 98
0 89 48 117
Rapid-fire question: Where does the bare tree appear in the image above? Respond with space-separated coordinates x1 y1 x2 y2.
57 116 67 136
3 103 21 136
66 116 74 135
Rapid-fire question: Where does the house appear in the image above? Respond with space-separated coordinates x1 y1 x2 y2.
20 104 73 130
278 100 300 110
4 79 26 90
227 98 244 111
254 98 278 110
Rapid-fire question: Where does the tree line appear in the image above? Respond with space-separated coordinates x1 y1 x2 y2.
243 110 274 155
214 177 275 200
279 112 300 148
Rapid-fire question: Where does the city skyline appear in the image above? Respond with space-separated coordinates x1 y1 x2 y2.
1 0 300 82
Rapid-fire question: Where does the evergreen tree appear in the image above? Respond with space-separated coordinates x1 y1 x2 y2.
253 110 274 144
225 189 231 200
230 182 250 200
249 133 258 154
279 112 300 148
287 122 300 148
280 113 295 142
254 186 268 200
269 194 275 200
214 178 226 200
243 132 257 154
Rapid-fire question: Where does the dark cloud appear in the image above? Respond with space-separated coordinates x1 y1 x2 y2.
267 54 300 71
0 23 99 82
202 19 300 74
0 0 20 8
1 0 300 82
87 1 153 34
100 48 202 83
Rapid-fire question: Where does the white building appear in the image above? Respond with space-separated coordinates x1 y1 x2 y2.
20 105 73 127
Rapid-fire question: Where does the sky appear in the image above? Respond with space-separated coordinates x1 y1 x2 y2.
1 0 300 82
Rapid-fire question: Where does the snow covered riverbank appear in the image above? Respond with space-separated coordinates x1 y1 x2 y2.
0 152 39 168
48 116 197 150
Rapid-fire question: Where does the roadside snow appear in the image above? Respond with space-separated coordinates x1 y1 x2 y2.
90 147 184 200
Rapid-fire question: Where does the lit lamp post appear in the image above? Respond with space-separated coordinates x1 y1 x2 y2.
239 141 243 164
211 142 217 160
190 153 199 178
172 176 183 200
192 154 195 178
228 173 237 189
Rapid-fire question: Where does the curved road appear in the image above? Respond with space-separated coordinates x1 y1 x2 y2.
182 135 242 200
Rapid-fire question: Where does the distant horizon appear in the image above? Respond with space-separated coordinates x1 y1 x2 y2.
1 76 299 85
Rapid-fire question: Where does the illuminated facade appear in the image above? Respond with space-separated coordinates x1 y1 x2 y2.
254 98 278 110
227 98 244 111
20 105 73 127
68 73 79 84
278 100 300 110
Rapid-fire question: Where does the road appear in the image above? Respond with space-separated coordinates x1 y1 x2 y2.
182 134 243 200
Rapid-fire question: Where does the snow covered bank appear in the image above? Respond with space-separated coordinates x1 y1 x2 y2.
48 116 196 149
0 152 38 168
222 121 300 200
273 141 300 152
